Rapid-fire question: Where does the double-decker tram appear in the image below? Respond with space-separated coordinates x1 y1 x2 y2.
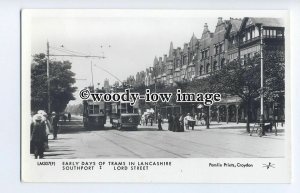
82 88 106 129
110 100 140 130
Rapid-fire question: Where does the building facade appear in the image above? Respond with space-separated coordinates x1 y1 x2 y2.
124 17 285 122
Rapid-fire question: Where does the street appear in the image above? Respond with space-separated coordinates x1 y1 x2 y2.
43 116 285 159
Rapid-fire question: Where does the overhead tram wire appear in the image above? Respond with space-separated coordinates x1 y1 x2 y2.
50 46 91 56
50 45 119 82
52 45 121 84
93 64 123 84
45 41 106 113
49 46 99 58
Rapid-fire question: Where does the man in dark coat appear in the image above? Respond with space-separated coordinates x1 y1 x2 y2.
174 114 181 132
31 114 47 159
68 112 71 122
149 114 153 126
167 114 173 131
172 114 176 132
157 113 163 130
52 113 60 140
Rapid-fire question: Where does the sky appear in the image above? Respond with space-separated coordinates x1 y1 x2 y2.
28 10 286 105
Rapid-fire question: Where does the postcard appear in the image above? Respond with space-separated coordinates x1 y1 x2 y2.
21 9 290 183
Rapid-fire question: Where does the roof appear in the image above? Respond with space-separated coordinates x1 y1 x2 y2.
189 33 198 49
249 17 284 28
239 17 284 32
153 56 158 65
168 42 174 58
230 18 242 33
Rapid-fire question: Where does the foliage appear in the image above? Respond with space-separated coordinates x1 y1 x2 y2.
65 104 83 115
31 53 77 113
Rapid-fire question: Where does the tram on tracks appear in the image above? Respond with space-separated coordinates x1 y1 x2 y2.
82 88 106 129
110 100 140 130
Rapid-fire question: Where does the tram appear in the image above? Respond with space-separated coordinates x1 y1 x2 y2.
110 100 140 130
82 88 106 129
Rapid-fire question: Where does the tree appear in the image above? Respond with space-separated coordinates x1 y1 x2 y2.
185 77 215 129
31 53 77 113
210 50 285 132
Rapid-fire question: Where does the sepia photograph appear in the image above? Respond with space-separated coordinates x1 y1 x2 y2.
21 9 290 183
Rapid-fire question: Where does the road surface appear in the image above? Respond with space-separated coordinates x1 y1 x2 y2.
43 116 285 159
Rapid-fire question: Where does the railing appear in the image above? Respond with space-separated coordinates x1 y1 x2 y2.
240 35 284 46
239 36 260 46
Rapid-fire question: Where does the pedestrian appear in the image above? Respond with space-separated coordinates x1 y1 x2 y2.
31 114 47 159
195 114 199 126
149 114 153 126
157 113 163 130
190 114 196 130
38 110 52 150
52 112 60 140
172 114 176 132
179 114 185 132
167 114 173 131
142 115 146 126
145 115 148 126
68 112 71 122
203 112 208 127
184 113 191 130
63 114 67 122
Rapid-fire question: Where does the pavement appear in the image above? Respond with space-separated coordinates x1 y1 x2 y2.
40 116 286 159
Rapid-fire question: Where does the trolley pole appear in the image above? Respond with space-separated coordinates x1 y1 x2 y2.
91 60 94 90
47 41 51 114
155 78 157 123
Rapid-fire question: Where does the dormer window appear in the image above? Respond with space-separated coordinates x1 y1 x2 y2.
219 43 223 53
247 31 251 40
215 45 219 55
277 30 283 37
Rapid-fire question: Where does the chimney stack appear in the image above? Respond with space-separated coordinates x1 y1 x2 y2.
204 23 208 30
218 17 223 23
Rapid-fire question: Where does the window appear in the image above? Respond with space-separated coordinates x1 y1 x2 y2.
206 63 210 73
273 30 277 37
112 104 118 113
127 105 133 113
247 31 251 40
94 105 99 114
255 27 259 37
221 58 225 69
200 66 203 75
219 44 223 53
277 30 283 37
89 105 94 114
213 61 218 71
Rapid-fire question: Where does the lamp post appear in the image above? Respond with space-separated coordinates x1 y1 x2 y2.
150 66 157 123
260 25 265 136
46 41 50 113
243 85 250 132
